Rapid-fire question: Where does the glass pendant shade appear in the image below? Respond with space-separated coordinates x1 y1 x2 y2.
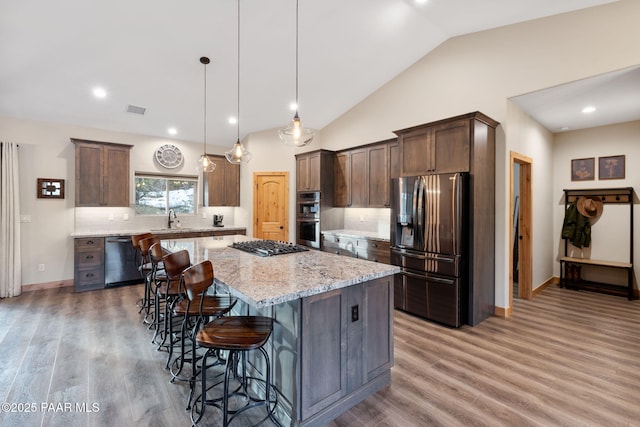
225 140 252 164
196 153 216 172
279 112 314 147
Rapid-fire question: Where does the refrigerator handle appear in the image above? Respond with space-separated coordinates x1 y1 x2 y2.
416 176 425 250
451 173 461 255
412 177 420 232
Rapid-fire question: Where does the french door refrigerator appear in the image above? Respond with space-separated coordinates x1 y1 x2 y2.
390 173 468 327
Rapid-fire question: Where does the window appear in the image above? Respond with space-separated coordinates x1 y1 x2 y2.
135 174 197 215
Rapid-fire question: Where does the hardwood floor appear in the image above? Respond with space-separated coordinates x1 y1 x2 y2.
0 284 639 426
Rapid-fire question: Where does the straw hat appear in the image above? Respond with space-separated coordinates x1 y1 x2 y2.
576 196 603 219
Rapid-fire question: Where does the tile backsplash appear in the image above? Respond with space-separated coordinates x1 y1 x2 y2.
343 208 391 237
74 206 237 233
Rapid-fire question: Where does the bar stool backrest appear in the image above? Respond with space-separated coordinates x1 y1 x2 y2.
131 232 153 251
182 260 214 301
163 249 191 281
149 242 165 265
139 236 161 261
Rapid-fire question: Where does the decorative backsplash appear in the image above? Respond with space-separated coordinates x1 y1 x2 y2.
343 208 390 237
74 206 237 233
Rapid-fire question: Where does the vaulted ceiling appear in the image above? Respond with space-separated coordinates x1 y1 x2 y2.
0 0 626 146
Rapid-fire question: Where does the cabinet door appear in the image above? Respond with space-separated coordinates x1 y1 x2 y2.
224 162 240 206
296 154 309 191
400 129 431 176
104 145 130 206
204 156 225 206
431 120 470 173
388 140 401 180
301 289 347 419
363 276 393 380
204 156 240 207
308 152 321 191
334 152 349 207
349 148 367 207
75 142 103 206
367 145 388 207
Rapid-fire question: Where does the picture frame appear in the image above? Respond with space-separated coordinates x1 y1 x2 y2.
598 155 625 180
571 158 595 181
37 178 65 199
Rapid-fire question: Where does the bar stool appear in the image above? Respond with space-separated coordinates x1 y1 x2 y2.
161 249 191 368
139 236 161 326
131 232 153 314
175 260 237 410
148 242 168 344
191 314 279 426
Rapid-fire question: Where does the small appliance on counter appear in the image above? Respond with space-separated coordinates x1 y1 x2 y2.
213 214 224 227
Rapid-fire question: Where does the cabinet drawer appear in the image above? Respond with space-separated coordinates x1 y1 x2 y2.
75 267 104 287
75 249 104 267
75 237 105 250
322 234 357 257
356 239 390 264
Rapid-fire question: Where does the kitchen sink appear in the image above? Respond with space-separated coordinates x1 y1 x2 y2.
150 227 193 232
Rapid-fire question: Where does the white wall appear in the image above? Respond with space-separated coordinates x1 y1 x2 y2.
317 0 640 309
1 115 244 286
552 120 640 286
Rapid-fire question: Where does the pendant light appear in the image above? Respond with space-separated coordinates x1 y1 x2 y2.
226 0 252 164
279 0 314 147
196 56 216 173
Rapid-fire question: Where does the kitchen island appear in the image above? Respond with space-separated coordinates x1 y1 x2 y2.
162 235 399 427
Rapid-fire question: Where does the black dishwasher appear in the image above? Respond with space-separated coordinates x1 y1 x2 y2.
105 236 143 287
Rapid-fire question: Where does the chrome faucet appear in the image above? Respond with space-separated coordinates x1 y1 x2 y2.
167 209 177 229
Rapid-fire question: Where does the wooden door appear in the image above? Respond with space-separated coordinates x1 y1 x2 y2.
253 172 289 241
510 152 533 308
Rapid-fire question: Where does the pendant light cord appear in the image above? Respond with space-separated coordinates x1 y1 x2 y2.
295 0 299 109
237 0 241 142
203 58 207 155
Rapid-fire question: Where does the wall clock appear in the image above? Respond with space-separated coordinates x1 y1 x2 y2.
155 144 183 169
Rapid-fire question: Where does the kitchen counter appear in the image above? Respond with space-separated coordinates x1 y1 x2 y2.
70 226 246 238
321 229 390 242
162 235 398 308
162 234 398 427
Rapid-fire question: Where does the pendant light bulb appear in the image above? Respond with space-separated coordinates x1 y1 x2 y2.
279 0 314 147
196 56 216 173
225 139 252 164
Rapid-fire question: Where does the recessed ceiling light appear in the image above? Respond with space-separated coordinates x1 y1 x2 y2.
581 106 596 114
415 0 428 3
560 126 570 131
93 87 107 98
228 117 238 125
167 127 177 135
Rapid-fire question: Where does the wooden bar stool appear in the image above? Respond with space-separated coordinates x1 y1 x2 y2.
148 242 168 345
139 236 161 326
131 232 153 314
176 260 237 410
191 314 279 426
160 249 191 368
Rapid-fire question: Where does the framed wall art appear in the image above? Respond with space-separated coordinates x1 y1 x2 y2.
37 178 65 199
571 158 595 181
599 155 625 180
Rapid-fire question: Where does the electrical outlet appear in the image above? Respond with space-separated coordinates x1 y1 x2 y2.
202 212 207 219
359 215 365 222
20 215 31 223
38 264 45 272
351 305 359 322
108 213 114 221
123 213 129 221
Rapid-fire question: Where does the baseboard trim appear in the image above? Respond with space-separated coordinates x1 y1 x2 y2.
22 279 74 292
533 277 557 297
494 305 512 318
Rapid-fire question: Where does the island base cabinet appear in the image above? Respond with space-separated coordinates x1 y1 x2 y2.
233 276 393 427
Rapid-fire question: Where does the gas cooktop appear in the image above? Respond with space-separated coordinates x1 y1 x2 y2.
230 240 309 257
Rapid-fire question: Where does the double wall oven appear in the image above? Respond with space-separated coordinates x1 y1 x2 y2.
296 191 320 249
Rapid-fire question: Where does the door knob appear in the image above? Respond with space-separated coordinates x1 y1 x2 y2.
280 226 284 229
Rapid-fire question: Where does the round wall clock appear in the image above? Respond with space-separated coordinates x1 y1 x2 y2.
155 144 183 169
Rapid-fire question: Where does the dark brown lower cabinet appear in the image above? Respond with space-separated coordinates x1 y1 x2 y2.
237 275 394 427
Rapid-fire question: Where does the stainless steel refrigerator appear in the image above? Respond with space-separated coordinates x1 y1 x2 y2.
390 173 468 327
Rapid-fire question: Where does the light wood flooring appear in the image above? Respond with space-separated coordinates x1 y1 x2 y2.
0 284 639 426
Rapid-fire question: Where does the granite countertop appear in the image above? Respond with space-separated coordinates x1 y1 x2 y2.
321 229 390 242
70 226 247 238
162 235 399 308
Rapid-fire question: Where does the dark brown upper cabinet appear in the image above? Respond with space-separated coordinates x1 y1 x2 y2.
203 155 240 207
72 138 132 207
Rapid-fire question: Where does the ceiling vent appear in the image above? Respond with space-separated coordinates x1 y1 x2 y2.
126 104 146 115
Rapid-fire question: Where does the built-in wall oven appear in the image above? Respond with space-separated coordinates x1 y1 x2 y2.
296 191 321 248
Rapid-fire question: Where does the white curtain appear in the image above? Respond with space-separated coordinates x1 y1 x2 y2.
0 142 21 298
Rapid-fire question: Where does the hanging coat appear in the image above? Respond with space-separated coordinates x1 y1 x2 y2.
561 199 591 248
